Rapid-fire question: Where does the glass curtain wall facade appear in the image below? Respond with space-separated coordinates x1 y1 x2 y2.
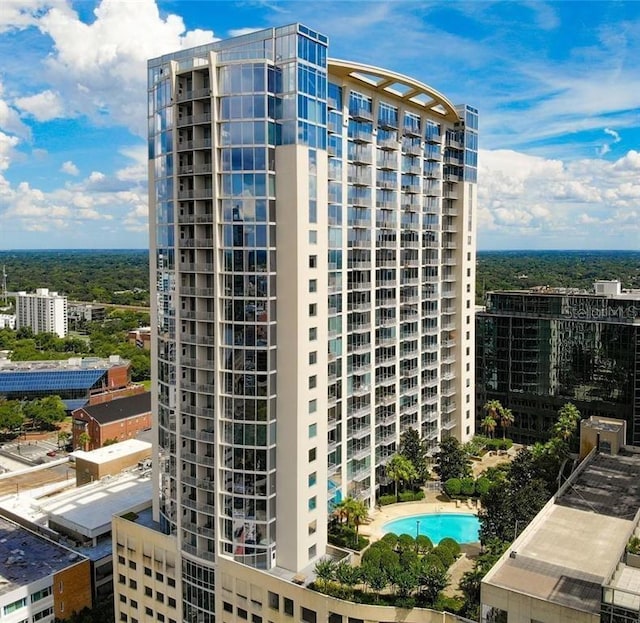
148 23 476 623
477 289 640 445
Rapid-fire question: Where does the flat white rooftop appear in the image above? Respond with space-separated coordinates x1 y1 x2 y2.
44 475 152 539
72 438 151 465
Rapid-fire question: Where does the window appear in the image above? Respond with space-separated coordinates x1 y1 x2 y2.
118 555 125 564
307 546 316 561
268 592 279 610
308 447 316 462
129 579 137 589
131 600 138 610
309 255 317 268
120 595 127 603
301 607 317 623
167 577 175 587
466 426 470 435
308 520 317 535
31 587 52 603
157 615 165 623
145 607 153 616
223 603 233 613
156 592 164 603
238 608 248 620
309 279 317 293
308 423 317 438
129 560 137 570
144 567 152 577
308 496 317 511
308 375 317 389
308 472 316 487
155 572 164 582
309 351 317 365
145 587 152 597
308 400 317 414
252 615 263 623
118 574 126 585
309 230 317 244
284 598 294 617
33 609 54 622
309 303 317 316
309 327 317 341
119 615 128 623
168 597 176 608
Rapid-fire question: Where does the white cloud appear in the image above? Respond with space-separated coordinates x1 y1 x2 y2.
25 0 216 134
14 89 64 121
0 131 20 171
478 148 640 248
604 128 621 143
60 160 78 175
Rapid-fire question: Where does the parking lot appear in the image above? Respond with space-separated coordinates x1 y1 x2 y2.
0 434 65 468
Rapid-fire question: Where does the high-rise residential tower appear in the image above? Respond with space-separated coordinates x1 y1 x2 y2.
15 288 67 338
121 23 477 623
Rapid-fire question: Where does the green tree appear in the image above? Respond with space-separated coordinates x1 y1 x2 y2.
57 430 71 449
313 558 336 591
361 563 387 600
415 557 449 605
0 400 25 436
23 396 66 430
552 402 581 441
499 407 515 440
481 415 497 439
433 437 472 483
399 427 430 484
78 431 91 450
335 560 360 590
333 496 368 547
385 454 417 502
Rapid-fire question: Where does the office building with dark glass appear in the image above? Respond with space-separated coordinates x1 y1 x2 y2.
114 23 477 623
476 280 640 446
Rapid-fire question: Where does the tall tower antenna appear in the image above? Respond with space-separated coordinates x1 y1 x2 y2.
1 265 7 306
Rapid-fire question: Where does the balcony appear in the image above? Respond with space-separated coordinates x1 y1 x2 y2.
348 172 370 186
350 148 372 164
402 143 422 156
401 183 421 194
376 200 396 210
378 137 399 151
377 156 398 170
378 117 398 131
351 129 373 143
350 106 373 122
426 133 442 144
351 195 372 208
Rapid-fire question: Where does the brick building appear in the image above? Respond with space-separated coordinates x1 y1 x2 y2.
72 392 151 451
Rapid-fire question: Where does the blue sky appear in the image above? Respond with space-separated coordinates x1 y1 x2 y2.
0 0 639 250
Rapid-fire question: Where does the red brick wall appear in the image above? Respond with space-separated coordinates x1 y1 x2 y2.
106 364 131 390
53 560 92 619
88 384 145 406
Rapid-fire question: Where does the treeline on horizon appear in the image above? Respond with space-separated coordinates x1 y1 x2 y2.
1 249 638 307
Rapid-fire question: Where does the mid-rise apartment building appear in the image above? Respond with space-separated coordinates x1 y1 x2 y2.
476 280 640 445
16 288 67 338
115 23 477 623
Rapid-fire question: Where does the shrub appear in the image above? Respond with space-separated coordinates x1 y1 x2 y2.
628 536 640 555
397 533 415 552
434 594 465 614
444 478 461 496
475 476 491 496
328 525 369 551
379 494 396 506
484 438 513 452
415 534 433 553
422 553 446 572
380 533 399 547
431 545 455 568
460 477 475 496
438 537 461 558
398 490 424 502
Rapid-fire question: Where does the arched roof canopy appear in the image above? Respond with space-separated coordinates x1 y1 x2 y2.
328 59 460 123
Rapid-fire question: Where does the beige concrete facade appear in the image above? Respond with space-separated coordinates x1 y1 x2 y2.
112 509 181 623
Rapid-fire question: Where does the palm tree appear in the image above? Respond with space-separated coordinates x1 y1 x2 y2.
499 407 514 440
385 454 417 502
78 431 91 451
314 558 336 591
553 403 581 441
483 399 503 422
481 415 497 439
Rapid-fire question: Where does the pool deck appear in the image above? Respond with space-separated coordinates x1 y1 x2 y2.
360 492 481 541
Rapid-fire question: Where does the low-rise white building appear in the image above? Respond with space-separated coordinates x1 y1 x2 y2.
0 313 15 330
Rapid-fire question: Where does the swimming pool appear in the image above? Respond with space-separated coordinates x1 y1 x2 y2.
383 513 480 543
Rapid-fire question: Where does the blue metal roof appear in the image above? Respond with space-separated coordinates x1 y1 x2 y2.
0 369 107 393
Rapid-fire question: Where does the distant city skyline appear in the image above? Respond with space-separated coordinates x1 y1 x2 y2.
1 0 639 250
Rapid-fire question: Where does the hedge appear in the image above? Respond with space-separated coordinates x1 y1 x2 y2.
460 477 475 496
379 490 425 506
438 537 461 558
444 478 461 497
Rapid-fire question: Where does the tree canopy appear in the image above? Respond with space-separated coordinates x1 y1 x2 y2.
433 437 472 483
